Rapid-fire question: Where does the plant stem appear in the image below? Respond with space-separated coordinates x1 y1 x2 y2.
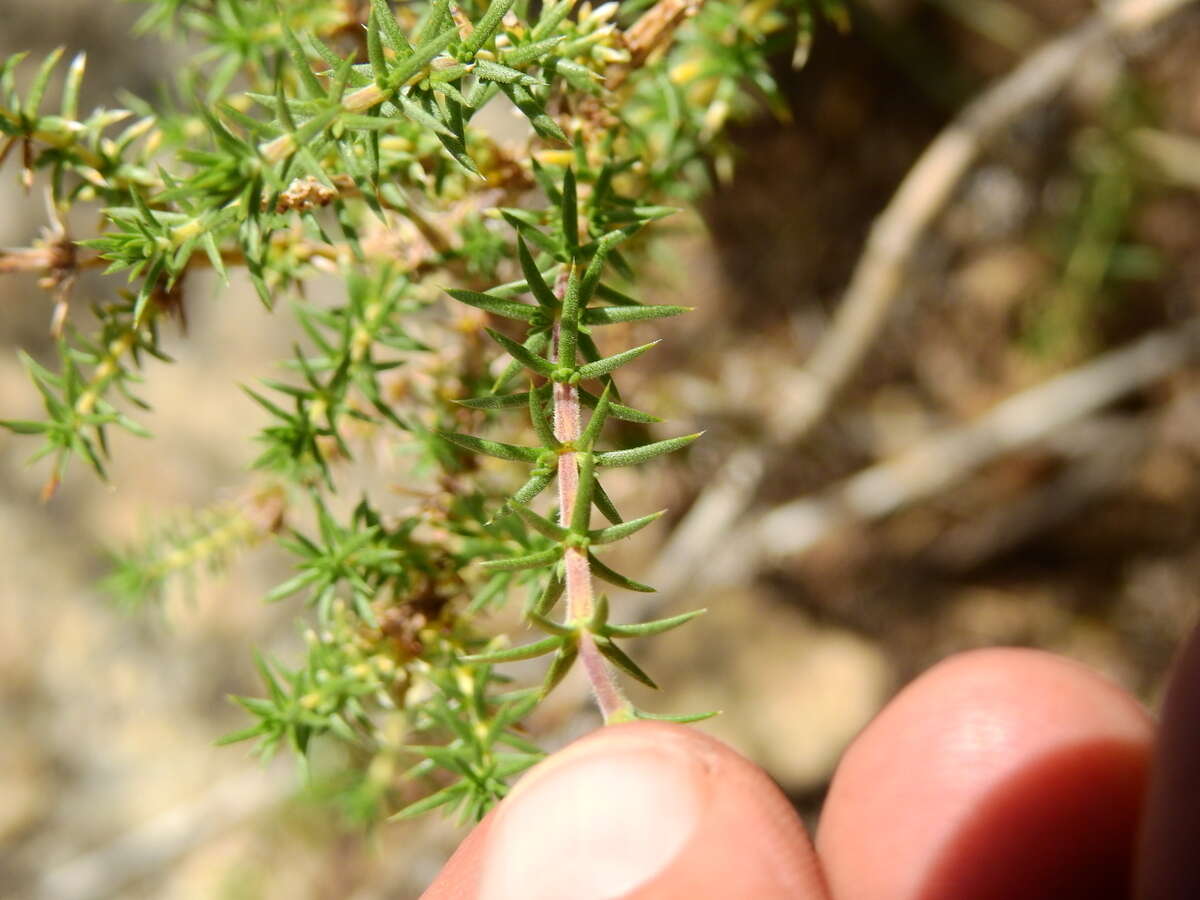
551 275 630 723
578 630 630 721
552 358 591 615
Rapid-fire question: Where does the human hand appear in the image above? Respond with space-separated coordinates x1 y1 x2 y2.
423 625 1199 899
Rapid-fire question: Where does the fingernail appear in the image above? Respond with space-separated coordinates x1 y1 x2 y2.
479 737 704 900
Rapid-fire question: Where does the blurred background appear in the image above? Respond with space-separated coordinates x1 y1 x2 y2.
3 0 1200 897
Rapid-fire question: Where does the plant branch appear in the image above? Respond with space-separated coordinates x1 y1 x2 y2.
0 109 115 171
550 273 629 722
0 225 441 304
577 630 630 721
552 364 591 620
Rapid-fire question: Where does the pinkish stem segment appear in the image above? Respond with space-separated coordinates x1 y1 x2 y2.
550 280 631 723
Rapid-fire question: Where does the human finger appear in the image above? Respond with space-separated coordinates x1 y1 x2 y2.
817 648 1154 900
423 720 828 900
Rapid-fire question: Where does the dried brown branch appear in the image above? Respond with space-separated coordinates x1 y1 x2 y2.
648 0 1198 603
606 0 704 89
34 765 292 900
715 316 1200 582
926 417 1149 571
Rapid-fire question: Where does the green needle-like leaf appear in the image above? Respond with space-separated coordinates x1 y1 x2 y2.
603 609 706 638
579 387 661 424
440 431 542 462
61 51 85 120
25 46 63 117
367 9 389 89
561 168 578 249
632 708 721 724
460 635 562 664
273 79 296 133
532 0 573 39
591 478 622 524
557 58 602 93
530 572 565 617
571 451 596 535
396 95 456 138
558 265 581 370
580 383 611 450
593 636 657 689
589 510 664 545
455 391 531 410
0 420 49 435
491 471 554 522
579 231 626 304
500 82 567 143
473 59 540 86
539 641 579 697
485 327 557 378
587 592 612 632
462 0 517 56
479 547 563 572
501 35 565 67
587 552 655 592
447 288 540 322
582 305 691 325
391 26 458 87
433 124 483 177
389 782 465 821
528 382 559 448
594 433 701 467
492 332 549 394
503 213 559 257
283 27 326 98
575 341 658 380
528 610 575 636
510 502 569 541
517 237 559 309
417 0 453 46
371 0 412 54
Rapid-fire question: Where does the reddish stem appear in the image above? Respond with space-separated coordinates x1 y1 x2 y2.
550 275 630 723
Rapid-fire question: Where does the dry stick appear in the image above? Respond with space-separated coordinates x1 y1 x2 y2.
34 764 292 900
700 317 1200 584
550 275 630 722
929 417 1149 571
608 0 703 89
648 0 1197 602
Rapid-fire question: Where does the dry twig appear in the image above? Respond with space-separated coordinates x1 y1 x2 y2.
709 317 1200 582
34 765 291 900
607 0 703 89
650 0 1197 601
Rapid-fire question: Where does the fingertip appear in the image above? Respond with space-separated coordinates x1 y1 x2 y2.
622 723 828 900
422 813 495 900
817 647 1153 900
424 721 828 900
